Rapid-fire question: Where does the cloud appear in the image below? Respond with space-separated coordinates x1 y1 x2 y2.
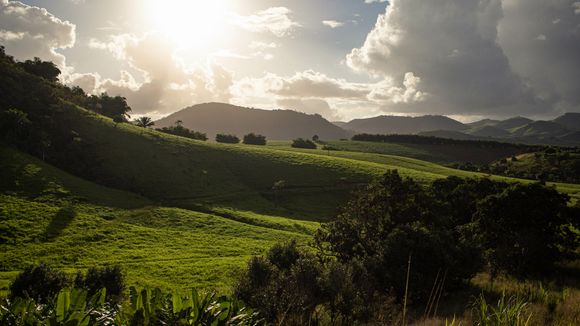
574 2 580 14
273 70 370 99
322 20 344 28
0 0 75 67
368 72 428 104
499 0 580 113
347 0 547 116
365 0 388 3
232 7 300 37
80 33 234 114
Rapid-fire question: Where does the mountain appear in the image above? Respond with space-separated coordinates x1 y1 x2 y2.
467 119 500 129
511 121 571 138
343 115 467 135
468 125 511 138
155 103 350 140
553 113 580 131
494 117 533 131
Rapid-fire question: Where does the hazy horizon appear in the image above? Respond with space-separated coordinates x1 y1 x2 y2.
1 0 579 122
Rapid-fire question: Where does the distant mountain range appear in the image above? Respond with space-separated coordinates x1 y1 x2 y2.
155 103 350 140
156 103 580 145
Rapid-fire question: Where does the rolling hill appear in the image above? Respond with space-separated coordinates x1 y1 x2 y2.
553 112 580 131
155 102 350 140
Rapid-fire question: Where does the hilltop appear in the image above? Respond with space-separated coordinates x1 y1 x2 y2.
155 103 350 140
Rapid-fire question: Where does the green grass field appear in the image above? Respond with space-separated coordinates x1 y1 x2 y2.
1 104 579 296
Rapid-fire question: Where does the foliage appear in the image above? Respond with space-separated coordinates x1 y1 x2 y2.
86 93 132 122
473 291 532 326
0 286 260 326
315 171 481 302
9 263 68 304
352 133 537 151
74 266 125 303
291 138 317 149
119 287 261 325
242 133 266 145
156 124 208 141
133 116 155 128
234 241 323 324
216 134 240 144
475 183 576 277
17 57 61 82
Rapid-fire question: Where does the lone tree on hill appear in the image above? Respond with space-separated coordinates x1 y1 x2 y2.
243 133 267 145
134 116 155 128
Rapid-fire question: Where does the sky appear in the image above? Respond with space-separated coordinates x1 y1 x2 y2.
1 0 579 122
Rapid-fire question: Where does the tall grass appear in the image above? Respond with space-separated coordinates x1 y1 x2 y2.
473 291 532 326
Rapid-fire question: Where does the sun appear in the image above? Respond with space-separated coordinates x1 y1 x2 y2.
146 0 229 48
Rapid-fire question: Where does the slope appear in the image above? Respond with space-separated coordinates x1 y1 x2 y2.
155 102 350 140
0 146 318 294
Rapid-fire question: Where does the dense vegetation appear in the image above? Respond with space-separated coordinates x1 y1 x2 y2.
352 133 538 151
235 171 579 324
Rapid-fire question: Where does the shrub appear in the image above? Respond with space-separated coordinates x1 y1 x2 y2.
474 183 575 277
74 265 125 302
9 263 68 303
215 134 240 144
291 138 316 149
156 125 207 141
234 240 323 324
243 133 267 145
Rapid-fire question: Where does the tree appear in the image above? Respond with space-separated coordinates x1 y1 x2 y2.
87 93 132 121
17 57 61 82
134 116 155 128
243 133 267 145
474 183 575 277
312 135 319 142
315 171 481 301
216 134 240 144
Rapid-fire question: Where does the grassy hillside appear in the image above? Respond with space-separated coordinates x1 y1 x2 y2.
0 147 318 296
2 104 579 295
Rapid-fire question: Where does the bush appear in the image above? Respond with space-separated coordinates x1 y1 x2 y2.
9 263 68 303
215 134 240 144
234 240 323 324
74 265 125 302
291 138 316 149
243 133 267 145
156 125 207 141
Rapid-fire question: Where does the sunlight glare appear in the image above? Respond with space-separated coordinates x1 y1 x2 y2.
146 0 228 48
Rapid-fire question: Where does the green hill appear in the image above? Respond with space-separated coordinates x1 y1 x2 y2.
0 146 319 295
155 102 350 140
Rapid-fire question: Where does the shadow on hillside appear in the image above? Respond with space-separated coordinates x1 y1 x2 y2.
42 206 76 241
